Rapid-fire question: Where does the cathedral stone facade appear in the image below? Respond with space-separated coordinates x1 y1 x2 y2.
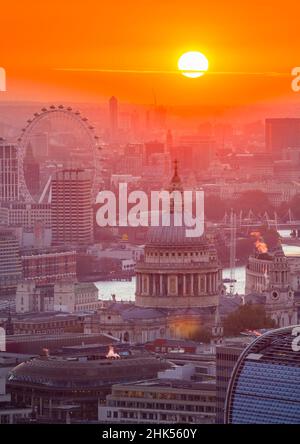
245 243 298 328
135 225 221 310
264 245 298 327
87 225 223 343
86 165 223 343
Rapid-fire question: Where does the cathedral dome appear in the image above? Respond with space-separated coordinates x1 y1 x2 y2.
135 160 221 312
145 158 206 247
146 223 207 247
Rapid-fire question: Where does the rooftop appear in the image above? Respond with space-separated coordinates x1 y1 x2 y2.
146 224 208 247
7 354 171 388
243 325 300 366
112 378 215 392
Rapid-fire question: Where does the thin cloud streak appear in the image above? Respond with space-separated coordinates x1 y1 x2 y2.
54 68 291 77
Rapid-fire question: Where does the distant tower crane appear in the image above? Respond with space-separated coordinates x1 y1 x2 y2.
229 210 237 295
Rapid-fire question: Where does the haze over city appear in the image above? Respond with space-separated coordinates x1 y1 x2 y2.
1 0 300 432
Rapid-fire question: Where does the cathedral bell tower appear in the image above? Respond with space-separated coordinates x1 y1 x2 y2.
264 243 297 327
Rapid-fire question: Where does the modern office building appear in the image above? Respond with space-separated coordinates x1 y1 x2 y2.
7 352 171 423
265 118 300 159
0 139 19 202
0 202 51 229
215 338 252 424
0 228 22 298
99 378 216 424
225 326 300 424
51 169 93 246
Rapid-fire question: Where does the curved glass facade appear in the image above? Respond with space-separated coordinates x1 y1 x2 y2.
225 326 300 424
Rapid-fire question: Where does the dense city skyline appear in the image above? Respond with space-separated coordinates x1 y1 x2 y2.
1 0 300 429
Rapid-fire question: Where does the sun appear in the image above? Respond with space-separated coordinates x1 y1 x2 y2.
178 51 209 78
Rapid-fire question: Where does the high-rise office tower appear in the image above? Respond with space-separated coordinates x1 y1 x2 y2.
109 96 118 141
0 139 19 201
51 169 93 246
23 142 40 198
0 228 22 298
265 118 300 159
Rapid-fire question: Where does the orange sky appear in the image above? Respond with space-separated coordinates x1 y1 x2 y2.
1 0 300 111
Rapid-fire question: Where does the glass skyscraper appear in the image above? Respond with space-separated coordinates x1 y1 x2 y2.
225 326 300 424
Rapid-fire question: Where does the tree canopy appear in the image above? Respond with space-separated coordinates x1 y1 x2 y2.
223 303 276 336
232 190 273 215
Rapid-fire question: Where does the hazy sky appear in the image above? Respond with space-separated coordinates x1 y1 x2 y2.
1 0 300 112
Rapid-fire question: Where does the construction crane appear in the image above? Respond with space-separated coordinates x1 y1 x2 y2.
229 210 237 295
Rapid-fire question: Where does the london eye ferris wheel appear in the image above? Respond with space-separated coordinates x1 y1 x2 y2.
17 105 101 203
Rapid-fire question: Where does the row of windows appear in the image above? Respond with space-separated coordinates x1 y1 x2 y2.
111 400 215 413
147 251 207 257
229 361 300 423
113 390 214 402
106 410 214 422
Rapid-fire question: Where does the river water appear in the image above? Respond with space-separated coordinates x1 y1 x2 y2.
95 265 246 301
95 231 300 301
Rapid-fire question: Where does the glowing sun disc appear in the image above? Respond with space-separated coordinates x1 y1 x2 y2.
178 51 209 78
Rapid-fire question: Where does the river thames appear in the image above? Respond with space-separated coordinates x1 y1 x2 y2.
95 266 247 302
95 233 300 301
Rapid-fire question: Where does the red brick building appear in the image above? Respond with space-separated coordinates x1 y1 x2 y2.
21 248 76 284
